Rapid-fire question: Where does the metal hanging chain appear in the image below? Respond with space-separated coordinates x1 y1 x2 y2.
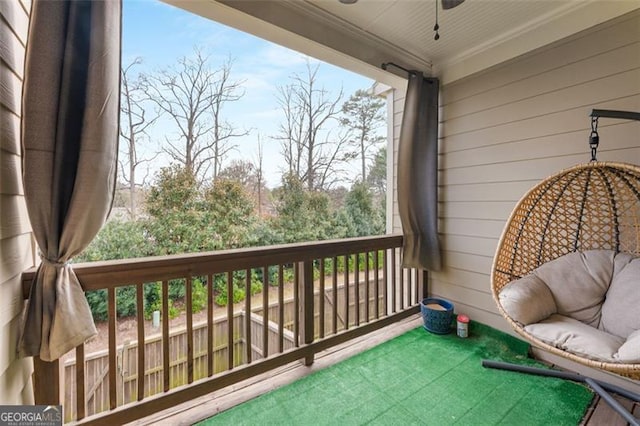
589 116 599 162
434 0 440 40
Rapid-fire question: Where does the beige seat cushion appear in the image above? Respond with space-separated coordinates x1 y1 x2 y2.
499 275 556 325
533 250 614 327
499 250 640 364
616 330 640 363
525 314 624 363
599 257 640 339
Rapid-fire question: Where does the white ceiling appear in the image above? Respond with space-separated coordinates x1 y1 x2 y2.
299 0 582 67
169 0 640 85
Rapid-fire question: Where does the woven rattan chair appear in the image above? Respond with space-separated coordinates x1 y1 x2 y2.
491 161 640 379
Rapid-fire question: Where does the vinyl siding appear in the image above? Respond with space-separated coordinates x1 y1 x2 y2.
390 90 404 231
0 0 34 404
392 11 640 332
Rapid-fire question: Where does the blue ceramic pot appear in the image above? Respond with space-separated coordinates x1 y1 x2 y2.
420 297 454 334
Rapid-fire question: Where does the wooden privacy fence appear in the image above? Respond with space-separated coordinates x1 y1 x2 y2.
62 313 258 422
23 235 426 424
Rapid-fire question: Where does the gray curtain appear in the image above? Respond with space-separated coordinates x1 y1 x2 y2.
19 0 121 361
397 73 442 271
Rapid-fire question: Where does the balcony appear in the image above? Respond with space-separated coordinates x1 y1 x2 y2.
23 235 425 424
20 234 640 425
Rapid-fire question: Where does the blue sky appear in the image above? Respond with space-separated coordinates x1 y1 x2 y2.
122 0 378 187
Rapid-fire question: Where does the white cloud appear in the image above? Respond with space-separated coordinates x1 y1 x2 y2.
234 71 276 92
244 108 282 121
259 45 310 68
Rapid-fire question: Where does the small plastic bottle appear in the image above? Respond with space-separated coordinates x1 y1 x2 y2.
457 314 469 338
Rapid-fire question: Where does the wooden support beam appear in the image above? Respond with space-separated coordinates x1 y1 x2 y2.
76 344 86 420
33 357 64 406
299 260 315 366
136 283 145 401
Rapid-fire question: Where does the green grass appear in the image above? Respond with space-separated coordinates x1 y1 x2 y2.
197 322 593 425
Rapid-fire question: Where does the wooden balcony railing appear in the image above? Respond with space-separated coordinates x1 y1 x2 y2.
22 234 425 424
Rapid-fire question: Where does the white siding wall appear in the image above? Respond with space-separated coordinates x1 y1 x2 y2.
390 90 404 233
0 0 34 404
393 12 640 332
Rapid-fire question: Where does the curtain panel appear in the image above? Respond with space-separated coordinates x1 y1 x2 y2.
397 73 442 271
19 0 121 361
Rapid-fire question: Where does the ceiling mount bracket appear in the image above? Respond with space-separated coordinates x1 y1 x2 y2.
381 62 416 77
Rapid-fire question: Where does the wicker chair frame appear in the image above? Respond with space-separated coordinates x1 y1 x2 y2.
491 162 640 379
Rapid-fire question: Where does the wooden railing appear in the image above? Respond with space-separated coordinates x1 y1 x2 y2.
23 235 426 424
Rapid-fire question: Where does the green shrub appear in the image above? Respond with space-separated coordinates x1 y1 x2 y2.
168 302 180 319
85 285 155 321
212 269 265 306
143 282 182 320
143 283 161 319
168 279 186 300
86 290 108 322
76 220 153 262
215 285 245 306
191 278 207 313
250 279 263 296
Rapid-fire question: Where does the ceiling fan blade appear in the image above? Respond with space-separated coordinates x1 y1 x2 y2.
442 0 465 10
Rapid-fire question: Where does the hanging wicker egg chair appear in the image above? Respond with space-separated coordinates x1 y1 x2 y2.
491 161 640 379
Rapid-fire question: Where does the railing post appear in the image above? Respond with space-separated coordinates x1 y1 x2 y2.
33 357 64 406
298 260 314 366
420 270 429 301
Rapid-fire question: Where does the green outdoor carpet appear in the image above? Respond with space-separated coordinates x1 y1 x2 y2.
197 322 594 425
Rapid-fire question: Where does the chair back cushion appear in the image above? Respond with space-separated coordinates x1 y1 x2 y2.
533 250 614 327
599 255 640 339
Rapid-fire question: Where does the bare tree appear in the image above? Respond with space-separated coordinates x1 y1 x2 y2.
275 61 348 191
277 84 305 178
120 57 159 219
210 57 249 180
254 135 265 215
341 89 385 182
141 49 245 182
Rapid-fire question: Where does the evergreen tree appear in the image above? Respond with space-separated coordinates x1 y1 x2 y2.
202 178 260 249
339 182 385 237
341 90 385 182
271 174 337 243
145 165 206 254
367 146 386 196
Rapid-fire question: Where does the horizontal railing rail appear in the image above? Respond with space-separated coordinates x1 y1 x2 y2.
23 234 426 425
22 235 404 293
